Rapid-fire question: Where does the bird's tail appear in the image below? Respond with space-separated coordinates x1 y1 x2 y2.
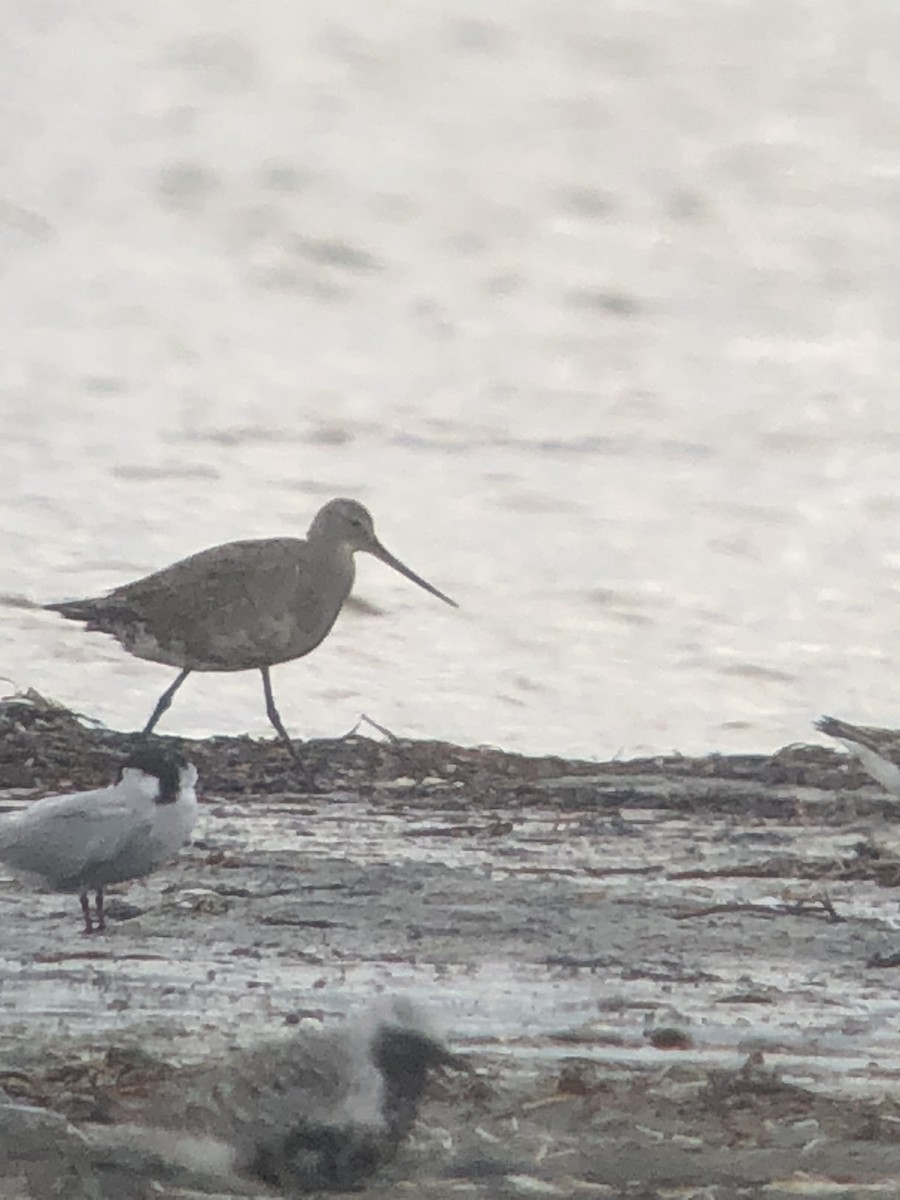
43 598 98 622
814 715 859 741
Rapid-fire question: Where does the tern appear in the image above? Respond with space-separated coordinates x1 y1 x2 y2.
0 746 198 933
91 999 461 1194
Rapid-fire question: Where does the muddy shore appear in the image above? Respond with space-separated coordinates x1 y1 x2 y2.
3 696 900 1198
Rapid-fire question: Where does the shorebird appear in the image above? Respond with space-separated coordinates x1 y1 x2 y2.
44 498 457 755
815 715 900 796
0 746 198 933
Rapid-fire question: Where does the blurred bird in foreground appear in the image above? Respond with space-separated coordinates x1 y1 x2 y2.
79 999 461 1197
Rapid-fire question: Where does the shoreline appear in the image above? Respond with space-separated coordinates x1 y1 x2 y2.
0 690 885 807
3 694 900 1198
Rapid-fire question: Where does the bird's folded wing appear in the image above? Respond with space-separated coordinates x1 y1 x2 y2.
105 539 332 655
109 540 305 607
0 799 153 882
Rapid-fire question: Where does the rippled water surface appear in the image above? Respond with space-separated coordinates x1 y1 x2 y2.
3 0 900 757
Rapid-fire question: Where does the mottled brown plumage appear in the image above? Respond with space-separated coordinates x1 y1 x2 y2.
45 498 457 755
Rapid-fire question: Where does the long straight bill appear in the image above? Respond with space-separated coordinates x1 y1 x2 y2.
370 542 458 608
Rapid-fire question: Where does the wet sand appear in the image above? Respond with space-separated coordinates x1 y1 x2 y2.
3 695 900 1198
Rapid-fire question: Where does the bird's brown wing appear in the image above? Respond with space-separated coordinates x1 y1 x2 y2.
103 538 351 669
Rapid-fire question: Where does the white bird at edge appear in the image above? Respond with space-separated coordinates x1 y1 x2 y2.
815 715 900 796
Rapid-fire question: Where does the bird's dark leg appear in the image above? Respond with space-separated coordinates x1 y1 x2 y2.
143 668 192 735
260 667 298 759
80 892 94 935
94 888 106 932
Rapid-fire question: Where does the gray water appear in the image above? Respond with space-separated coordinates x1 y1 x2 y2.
3 0 900 759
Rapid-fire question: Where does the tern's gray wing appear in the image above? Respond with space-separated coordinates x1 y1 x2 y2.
0 795 154 890
150 1025 370 1141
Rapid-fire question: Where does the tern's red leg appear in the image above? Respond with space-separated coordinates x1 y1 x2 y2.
79 892 94 935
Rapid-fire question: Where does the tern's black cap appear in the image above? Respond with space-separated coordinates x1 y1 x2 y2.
118 747 189 804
